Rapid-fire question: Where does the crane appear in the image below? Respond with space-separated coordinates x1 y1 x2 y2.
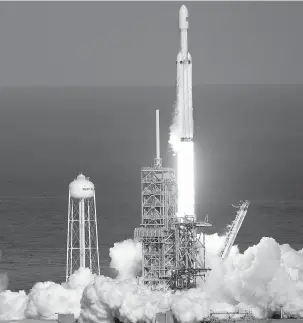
220 200 250 260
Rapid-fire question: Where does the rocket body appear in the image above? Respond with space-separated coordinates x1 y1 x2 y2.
175 5 195 218
177 5 193 142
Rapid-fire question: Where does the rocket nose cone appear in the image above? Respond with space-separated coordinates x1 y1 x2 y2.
179 5 189 30
179 5 188 15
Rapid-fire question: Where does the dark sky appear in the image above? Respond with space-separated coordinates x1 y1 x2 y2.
0 1 302 87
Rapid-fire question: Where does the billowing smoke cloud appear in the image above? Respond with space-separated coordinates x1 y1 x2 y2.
79 276 211 323
80 235 303 323
109 239 142 279
0 235 302 322
203 235 303 319
0 267 95 320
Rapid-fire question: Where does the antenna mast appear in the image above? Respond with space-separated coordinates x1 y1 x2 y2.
154 109 162 168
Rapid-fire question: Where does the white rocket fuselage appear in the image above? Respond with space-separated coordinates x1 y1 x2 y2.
177 5 193 142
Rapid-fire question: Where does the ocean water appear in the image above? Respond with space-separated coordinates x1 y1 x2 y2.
0 85 302 291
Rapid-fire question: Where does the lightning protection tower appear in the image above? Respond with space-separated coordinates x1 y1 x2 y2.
66 173 100 280
134 110 178 290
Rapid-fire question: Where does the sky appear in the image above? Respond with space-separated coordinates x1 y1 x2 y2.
0 1 302 87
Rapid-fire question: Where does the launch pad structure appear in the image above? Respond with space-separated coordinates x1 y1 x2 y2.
134 110 212 291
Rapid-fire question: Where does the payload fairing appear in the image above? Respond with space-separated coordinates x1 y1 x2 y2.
177 5 193 142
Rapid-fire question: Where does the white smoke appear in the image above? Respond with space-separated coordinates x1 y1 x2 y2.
79 277 211 323
0 267 95 320
109 239 142 280
0 235 303 322
80 235 303 323
203 235 303 319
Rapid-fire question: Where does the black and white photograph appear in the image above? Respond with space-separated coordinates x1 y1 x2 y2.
0 1 302 322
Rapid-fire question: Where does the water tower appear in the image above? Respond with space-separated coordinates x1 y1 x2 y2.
66 173 100 280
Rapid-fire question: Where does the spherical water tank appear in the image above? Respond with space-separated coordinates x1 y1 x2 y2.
69 173 95 199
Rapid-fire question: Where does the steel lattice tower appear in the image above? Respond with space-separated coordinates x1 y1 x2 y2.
172 215 211 289
66 173 100 280
134 166 177 289
134 111 211 290
134 110 177 289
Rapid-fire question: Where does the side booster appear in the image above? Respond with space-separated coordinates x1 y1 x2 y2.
176 5 193 142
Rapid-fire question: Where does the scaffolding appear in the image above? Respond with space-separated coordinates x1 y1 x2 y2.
172 215 212 290
134 166 177 289
134 110 211 290
140 167 177 228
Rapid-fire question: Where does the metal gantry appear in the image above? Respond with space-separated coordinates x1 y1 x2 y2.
134 110 211 291
220 200 250 260
172 215 212 289
134 166 177 289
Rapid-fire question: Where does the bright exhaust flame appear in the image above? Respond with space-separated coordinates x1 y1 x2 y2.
177 141 195 217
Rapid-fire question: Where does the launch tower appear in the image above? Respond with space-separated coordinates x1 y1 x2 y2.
66 173 100 280
172 215 211 290
134 110 177 289
134 111 211 290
